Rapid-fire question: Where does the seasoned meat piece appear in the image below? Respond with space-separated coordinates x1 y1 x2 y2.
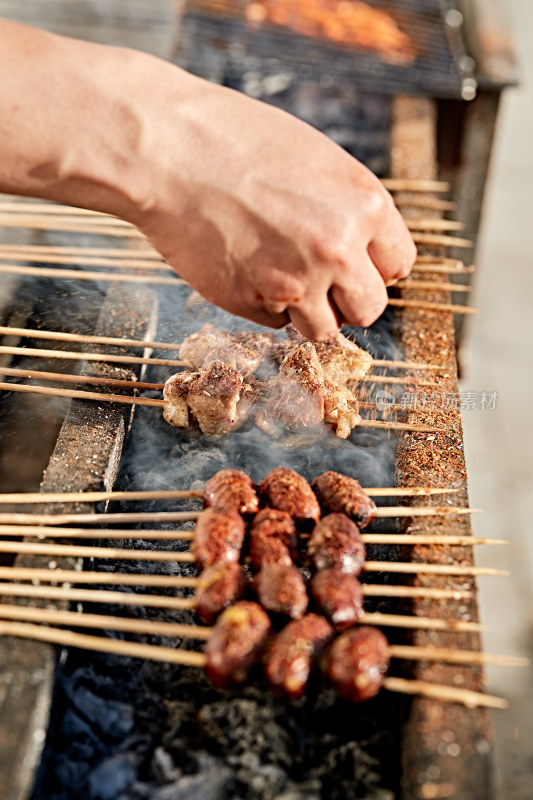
265 613 333 698
323 379 361 439
234 378 263 430
283 324 373 384
195 562 248 625
307 513 366 576
258 468 321 528
203 469 259 516
179 324 276 377
248 509 295 569
323 627 390 703
187 360 243 436
205 600 272 689
162 371 199 428
194 507 245 570
312 471 376 528
255 563 308 620
311 568 365 630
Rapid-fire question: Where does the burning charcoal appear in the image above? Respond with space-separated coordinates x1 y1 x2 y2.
255 563 308 620
312 471 376 528
248 508 297 569
258 467 321 528
310 568 365 630
265 614 333 699
205 601 271 689
195 562 249 625
203 468 259 516
194 507 245 570
307 513 366 576
322 627 390 703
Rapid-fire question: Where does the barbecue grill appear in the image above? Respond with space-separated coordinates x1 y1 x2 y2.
0 2 520 800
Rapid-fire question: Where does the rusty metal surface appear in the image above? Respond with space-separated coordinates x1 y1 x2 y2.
0 284 158 800
391 96 494 800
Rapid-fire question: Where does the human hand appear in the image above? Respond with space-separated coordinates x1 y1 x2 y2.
125 64 416 340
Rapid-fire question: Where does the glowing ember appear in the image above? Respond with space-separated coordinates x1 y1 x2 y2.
244 0 416 63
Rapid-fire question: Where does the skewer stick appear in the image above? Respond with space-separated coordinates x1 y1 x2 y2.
0 382 446 433
0 486 458 504
388 644 528 668
0 567 473 598
0 243 160 259
410 232 472 248
0 206 130 223
0 264 182 285
0 214 142 238
381 179 450 192
388 298 478 315
412 264 475 275
403 219 465 232
0 252 172 271
394 197 456 211
0 590 486 632
0 366 166 392
0 523 500 547
0 345 186 367
395 280 471 293
0 619 511 708
0 505 477 527
0 542 501 577
383 677 508 709
0 326 441 371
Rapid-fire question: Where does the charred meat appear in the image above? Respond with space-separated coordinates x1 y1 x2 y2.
258 467 321 528
194 507 245 570
187 360 243 436
195 562 248 625
307 513 366 576
255 563 308 620
247 508 296 569
322 626 390 703
311 568 365 630
203 469 259 516
265 613 333 698
312 471 376 528
162 371 198 429
205 601 272 689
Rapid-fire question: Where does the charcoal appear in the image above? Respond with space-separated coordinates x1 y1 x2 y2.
86 753 137 800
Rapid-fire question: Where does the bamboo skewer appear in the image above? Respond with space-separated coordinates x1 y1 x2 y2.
394 197 456 211
0 214 142 238
0 366 166 392
0 620 511 708
0 252 173 270
412 263 475 275
0 486 459 504
396 280 472 293
0 567 473 599
0 382 446 433
0 523 500 547
0 604 486 636
381 179 450 192
0 264 182 285
402 219 465 232
0 326 440 370
0 243 160 259
0 542 500 578
0 345 186 367
388 298 478 315
411 232 472 248
0 504 478 526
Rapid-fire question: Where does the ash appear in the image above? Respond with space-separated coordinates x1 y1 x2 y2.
33 285 412 800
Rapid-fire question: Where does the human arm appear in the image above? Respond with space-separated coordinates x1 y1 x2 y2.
0 19 416 340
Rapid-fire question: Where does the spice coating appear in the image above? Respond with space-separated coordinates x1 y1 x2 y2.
194 507 245 570
258 467 320 527
265 613 334 698
195 562 248 625
205 601 272 689
311 568 365 630
323 627 390 702
312 471 376 528
307 513 366 575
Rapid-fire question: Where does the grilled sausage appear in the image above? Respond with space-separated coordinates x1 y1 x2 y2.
323 627 390 703
195 562 248 625
307 513 366 576
310 568 365 631
255 563 308 620
312 471 376 528
203 469 259 516
205 601 271 689
194 507 245 570
247 508 297 569
265 613 333 698
258 467 320 528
